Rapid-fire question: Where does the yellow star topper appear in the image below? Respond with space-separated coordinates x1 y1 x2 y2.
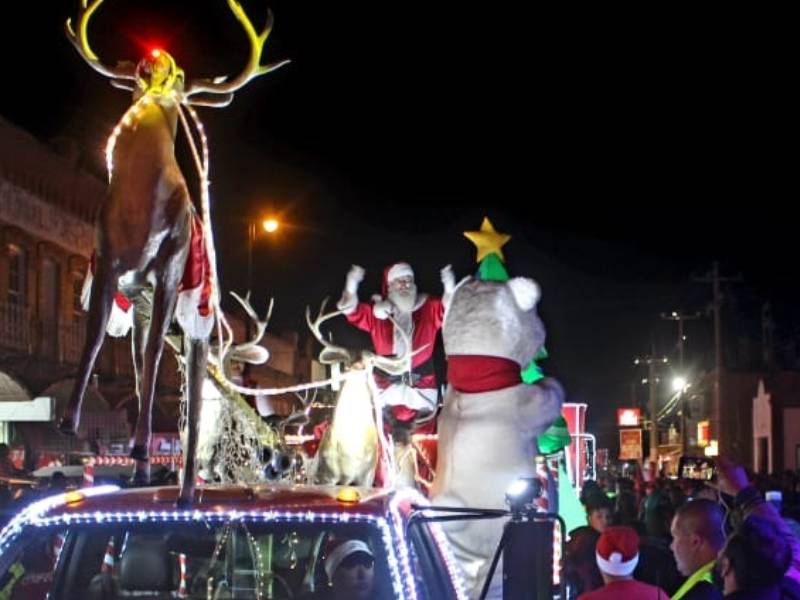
463 217 511 262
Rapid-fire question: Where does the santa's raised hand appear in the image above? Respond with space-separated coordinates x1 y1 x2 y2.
336 264 364 314
441 264 455 307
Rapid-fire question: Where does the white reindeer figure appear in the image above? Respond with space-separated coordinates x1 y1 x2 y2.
304 301 414 487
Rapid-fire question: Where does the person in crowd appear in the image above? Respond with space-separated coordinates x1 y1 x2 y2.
717 515 798 599
670 499 725 600
578 526 670 600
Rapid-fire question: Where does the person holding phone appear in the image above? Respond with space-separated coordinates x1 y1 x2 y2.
712 456 800 592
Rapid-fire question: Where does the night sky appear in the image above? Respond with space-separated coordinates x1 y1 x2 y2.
1 2 793 449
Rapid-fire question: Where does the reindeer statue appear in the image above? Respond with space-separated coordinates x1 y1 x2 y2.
164 292 276 485
304 301 415 487
59 0 288 505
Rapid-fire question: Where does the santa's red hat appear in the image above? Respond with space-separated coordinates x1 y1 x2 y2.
382 262 414 297
324 538 374 580
595 526 640 576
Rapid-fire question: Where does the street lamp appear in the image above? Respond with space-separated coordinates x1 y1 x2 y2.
672 376 687 393
247 217 280 293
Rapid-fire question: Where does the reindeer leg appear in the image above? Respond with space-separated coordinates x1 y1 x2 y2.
130 294 150 484
60 256 118 435
178 337 208 507
131 274 179 463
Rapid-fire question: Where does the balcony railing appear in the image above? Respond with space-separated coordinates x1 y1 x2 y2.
0 300 31 352
59 316 86 365
0 301 135 381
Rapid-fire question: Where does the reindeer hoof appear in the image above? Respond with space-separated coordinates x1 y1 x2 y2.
58 417 77 436
130 444 149 461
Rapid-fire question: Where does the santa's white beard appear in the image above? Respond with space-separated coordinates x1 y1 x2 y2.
389 287 417 314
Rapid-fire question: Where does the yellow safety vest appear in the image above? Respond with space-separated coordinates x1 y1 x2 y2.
671 560 716 600
0 562 25 600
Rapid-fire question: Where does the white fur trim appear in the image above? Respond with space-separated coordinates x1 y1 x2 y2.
176 285 214 340
411 292 428 312
325 540 373 580
106 300 133 338
507 277 541 311
387 262 414 283
373 299 393 320
336 293 358 315
379 384 437 412
595 551 638 576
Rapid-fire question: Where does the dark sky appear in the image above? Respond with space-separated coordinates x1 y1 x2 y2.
1 2 793 448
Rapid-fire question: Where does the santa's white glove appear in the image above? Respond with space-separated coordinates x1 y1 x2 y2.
336 264 365 314
440 264 455 294
345 265 365 293
441 264 455 309
372 299 394 320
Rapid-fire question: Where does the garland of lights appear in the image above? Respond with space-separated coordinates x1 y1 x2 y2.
0 487 478 599
0 485 120 553
390 489 469 600
0 490 421 598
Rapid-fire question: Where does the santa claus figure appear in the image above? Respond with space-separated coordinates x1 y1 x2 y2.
336 262 455 438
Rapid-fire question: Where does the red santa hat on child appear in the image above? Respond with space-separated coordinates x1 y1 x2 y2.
324 538 374 580
382 262 414 297
595 526 640 576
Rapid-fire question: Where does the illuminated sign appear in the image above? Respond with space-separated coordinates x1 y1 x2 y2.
697 420 710 447
619 429 643 460
617 408 641 427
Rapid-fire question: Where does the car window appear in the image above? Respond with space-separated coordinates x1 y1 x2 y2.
7 519 400 600
0 526 67 600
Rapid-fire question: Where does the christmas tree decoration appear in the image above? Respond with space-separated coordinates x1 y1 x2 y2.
463 217 511 263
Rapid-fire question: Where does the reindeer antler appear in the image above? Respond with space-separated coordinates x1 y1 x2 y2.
65 0 136 82
223 291 272 365
370 315 424 376
305 299 354 365
186 1 290 99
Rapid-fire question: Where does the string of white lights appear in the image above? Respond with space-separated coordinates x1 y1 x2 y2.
1 491 421 599
391 488 469 600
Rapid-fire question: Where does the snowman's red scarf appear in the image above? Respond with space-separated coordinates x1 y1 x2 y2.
83 213 213 338
447 355 522 393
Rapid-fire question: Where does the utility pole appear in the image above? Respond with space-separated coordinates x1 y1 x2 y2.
634 344 669 465
661 311 702 455
693 262 742 452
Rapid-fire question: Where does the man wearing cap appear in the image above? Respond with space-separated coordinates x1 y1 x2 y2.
320 538 377 600
578 526 670 600
336 262 455 434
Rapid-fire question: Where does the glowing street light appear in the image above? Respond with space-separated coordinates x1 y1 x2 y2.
247 217 281 292
672 376 687 393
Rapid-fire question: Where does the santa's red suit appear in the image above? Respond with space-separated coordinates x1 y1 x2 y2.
338 262 453 430
345 293 443 411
